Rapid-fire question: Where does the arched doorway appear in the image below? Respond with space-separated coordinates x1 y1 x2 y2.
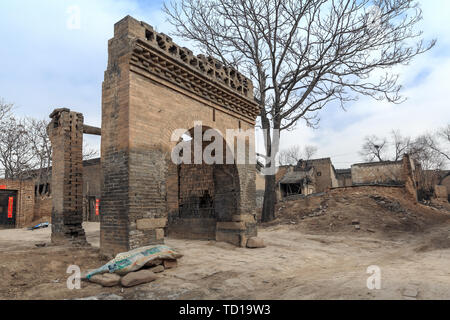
100 16 259 255
168 126 240 240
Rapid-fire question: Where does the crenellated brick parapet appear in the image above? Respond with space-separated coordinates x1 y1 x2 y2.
108 16 259 123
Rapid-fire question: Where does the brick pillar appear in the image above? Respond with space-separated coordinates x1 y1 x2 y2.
48 108 87 246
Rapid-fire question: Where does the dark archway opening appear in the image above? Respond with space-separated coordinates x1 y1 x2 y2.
168 126 240 240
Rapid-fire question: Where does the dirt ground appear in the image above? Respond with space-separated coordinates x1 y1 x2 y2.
1 187 450 300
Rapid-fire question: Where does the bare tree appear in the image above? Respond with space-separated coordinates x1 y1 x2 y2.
278 145 318 165
391 130 412 161
0 98 13 122
359 135 388 162
440 125 450 145
409 135 445 170
427 125 450 164
83 143 99 161
410 125 450 169
0 117 36 179
360 130 412 162
27 118 52 196
164 0 435 221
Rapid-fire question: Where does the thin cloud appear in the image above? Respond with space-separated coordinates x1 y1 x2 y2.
0 1 448 166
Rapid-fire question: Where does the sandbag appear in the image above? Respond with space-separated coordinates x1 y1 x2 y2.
85 245 182 279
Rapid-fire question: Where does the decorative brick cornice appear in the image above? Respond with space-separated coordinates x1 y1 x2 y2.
128 30 260 121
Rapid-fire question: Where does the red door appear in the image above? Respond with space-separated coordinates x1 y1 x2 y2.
0 190 17 228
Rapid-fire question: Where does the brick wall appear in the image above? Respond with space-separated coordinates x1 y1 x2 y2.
33 196 52 221
30 159 102 223
336 170 352 187
0 179 35 228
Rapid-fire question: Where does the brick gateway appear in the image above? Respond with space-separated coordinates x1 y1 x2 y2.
48 16 260 257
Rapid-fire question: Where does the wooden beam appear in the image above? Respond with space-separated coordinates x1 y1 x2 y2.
83 125 101 136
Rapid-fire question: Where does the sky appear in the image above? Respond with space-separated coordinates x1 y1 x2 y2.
0 0 449 168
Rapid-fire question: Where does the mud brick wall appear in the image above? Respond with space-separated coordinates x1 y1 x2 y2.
101 16 259 256
351 161 404 186
302 159 337 192
435 185 448 200
48 109 87 245
0 179 35 228
440 175 450 201
336 170 353 187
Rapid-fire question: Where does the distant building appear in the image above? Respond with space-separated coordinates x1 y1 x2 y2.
279 168 316 197
255 158 340 204
0 158 101 229
0 179 35 228
256 154 429 205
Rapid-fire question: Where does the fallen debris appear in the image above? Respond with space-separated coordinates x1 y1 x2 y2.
149 265 165 273
89 273 121 287
246 237 266 249
83 245 182 288
370 195 410 215
121 270 158 287
28 222 49 231
84 245 182 279
163 259 178 269
269 186 450 235
402 286 419 299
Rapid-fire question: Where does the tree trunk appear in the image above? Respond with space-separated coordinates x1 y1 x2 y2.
260 109 280 223
261 173 276 222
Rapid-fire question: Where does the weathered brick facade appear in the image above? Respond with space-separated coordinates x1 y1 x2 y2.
100 16 259 257
33 195 52 221
30 158 102 222
47 109 87 245
295 158 339 193
0 179 35 228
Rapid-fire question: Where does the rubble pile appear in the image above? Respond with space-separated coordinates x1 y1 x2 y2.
84 245 182 288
